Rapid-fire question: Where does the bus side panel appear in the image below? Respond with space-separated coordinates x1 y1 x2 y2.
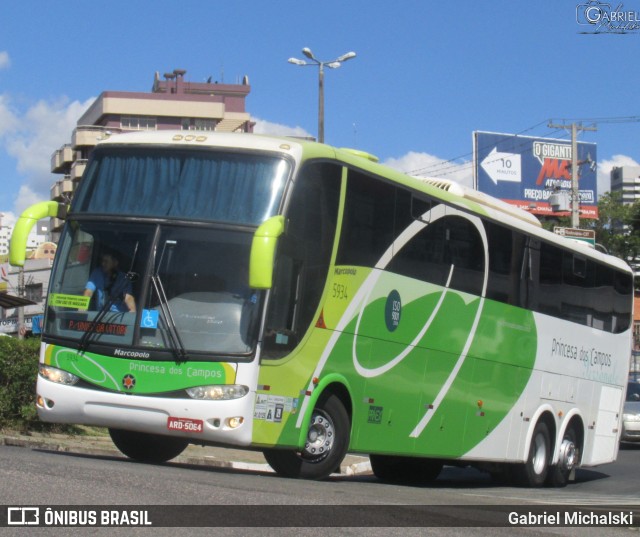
464 312 630 464
251 327 335 448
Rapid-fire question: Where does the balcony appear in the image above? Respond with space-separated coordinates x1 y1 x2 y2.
50 145 74 173
50 177 73 201
72 125 116 148
71 160 88 182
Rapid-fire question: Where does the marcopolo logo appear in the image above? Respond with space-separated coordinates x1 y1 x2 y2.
576 1 640 33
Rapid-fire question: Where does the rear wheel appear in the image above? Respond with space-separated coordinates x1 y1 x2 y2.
108 428 189 463
370 455 443 484
514 421 550 487
547 426 579 487
263 393 350 480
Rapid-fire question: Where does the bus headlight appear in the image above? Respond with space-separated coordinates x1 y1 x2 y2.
39 364 80 386
186 385 249 400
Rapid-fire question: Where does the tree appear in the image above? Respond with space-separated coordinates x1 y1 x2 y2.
583 192 640 263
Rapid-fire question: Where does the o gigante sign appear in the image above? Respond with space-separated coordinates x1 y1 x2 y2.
474 131 598 219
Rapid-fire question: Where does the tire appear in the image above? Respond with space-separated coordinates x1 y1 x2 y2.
515 421 551 487
263 393 350 480
547 426 579 487
370 455 443 484
108 428 189 463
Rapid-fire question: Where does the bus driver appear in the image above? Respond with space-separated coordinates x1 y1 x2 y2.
83 251 136 313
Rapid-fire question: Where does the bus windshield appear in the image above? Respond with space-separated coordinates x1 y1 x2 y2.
46 220 262 359
72 147 290 225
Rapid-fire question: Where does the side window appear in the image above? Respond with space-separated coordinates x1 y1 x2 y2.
613 269 633 333
388 216 449 288
534 240 632 333
537 241 563 318
336 169 396 267
445 216 484 295
485 222 526 306
388 214 484 296
263 161 341 359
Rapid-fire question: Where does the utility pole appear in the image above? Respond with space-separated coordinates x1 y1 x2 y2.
17 266 24 340
547 121 597 227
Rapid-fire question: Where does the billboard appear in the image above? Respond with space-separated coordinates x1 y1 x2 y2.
473 131 598 218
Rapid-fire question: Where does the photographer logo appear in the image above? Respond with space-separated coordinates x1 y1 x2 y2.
576 1 640 33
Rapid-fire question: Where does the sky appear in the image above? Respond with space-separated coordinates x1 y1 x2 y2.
0 0 639 226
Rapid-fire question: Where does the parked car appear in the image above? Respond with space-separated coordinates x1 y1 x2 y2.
621 382 640 443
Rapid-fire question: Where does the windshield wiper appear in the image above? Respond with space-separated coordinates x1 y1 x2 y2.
150 273 188 364
151 239 189 364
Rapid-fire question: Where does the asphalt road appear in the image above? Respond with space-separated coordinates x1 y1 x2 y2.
0 442 639 536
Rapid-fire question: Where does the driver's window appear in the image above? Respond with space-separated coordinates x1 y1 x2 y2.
262 161 341 359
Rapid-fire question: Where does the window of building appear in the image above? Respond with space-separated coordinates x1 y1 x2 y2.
192 118 216 131
120 116 157 131
25 283 43 303
180 118 216 131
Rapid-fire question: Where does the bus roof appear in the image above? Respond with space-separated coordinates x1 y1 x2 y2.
93 131 630 275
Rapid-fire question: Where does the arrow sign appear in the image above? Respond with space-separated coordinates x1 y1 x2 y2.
480 147 522 185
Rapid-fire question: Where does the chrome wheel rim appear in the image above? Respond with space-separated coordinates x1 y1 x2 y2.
532 432 547 475
559 439 577 471
303 410 335 462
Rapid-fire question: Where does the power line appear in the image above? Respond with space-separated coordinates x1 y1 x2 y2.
408 126 569 178
405 121 567 176
551 115 640 124
404 113 636 178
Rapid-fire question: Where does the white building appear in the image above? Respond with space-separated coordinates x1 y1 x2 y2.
0 213 49 256
610 165 640 205
0 258 52 334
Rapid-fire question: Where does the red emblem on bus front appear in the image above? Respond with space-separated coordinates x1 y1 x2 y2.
122 374 136 390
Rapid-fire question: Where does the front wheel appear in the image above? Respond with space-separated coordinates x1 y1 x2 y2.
514 421 550 487
108 428 189 463
263 393 350 480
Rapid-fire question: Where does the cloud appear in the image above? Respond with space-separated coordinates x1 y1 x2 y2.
13 186 43 215
0 95 19 137
382 151 473 188
0 51 10 70
252 117 313 139
0 96 94 213
597 154 639 197
0 211 16 228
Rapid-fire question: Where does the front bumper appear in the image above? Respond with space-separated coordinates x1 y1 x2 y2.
36 376 255 446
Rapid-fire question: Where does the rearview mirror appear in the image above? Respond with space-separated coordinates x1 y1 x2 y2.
249 215 285 289
10 201 67 267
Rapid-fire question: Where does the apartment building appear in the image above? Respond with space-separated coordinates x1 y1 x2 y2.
610 165 640 205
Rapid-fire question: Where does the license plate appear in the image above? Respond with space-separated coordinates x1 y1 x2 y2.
167 417 204 433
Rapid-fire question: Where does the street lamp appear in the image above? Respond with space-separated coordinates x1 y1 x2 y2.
288 47 356 143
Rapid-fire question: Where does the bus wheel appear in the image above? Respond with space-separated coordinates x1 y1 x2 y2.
515 421 550 487
547 426 579 487
263 393 350 480
370 455 443 484
108 428 189 463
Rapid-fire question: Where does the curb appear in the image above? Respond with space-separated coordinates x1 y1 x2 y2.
0 434 372 476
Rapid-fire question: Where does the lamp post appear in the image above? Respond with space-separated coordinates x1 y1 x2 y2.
288 47 356 143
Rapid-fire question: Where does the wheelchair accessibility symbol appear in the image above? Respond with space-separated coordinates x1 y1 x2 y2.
141 309 159 329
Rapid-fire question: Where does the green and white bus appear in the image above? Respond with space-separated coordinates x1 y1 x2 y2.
11 131 633 487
